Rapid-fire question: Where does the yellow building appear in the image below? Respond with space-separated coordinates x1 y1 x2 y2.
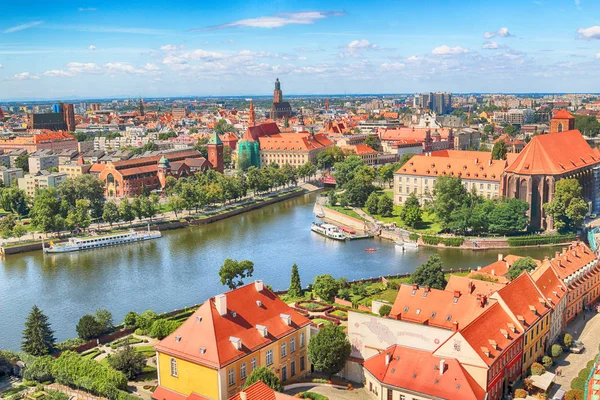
59 161 91 179
153 281 312 400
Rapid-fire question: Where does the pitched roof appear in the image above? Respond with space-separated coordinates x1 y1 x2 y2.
459 302 523 367
340 144 378 156
473 255 541 283
444 275 506 297
258 133 333 152
504 130 600 175
244 122 281 142
530 263 568 309
493 273 551 330
389 283 494 330
378 127 452 141
228 381 295 400
364 345 485 400
553 109 575 119
208 131 223 145
154 281 311 369
544 242 597 280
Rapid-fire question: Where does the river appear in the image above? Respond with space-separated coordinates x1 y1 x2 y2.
0 192 558 351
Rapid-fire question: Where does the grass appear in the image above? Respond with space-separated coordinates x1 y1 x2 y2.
133 346 156 358
311 318 333 327
81 348 102 359
109 336 144 349
1 385 27 397
330 310 348 318
135 366 157 382
300 302 325 310
323 204 364 221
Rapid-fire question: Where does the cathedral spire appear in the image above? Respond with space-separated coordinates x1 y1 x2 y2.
249 100 256 127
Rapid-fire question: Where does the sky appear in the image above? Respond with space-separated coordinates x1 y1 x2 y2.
1 0 600 100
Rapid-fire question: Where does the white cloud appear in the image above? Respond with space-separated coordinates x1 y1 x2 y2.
197 11 345 30
160 44 181 51
482 41 499 49
88 45 97 50
65 62 101 73
43 69 74 77
578 26 600 40
11 72 39 80
380 62 405 70
347 39 378 50
406 56 421 62
596 52 600 59
144 63 160 71
105 62 146 74
431 45 469 55
483 27 512 39
0 64 3 69
3 21 43 33
78 7 97 11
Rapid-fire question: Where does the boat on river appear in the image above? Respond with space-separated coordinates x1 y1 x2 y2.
395 241 419 249
311 222 346 241
43 228 161 253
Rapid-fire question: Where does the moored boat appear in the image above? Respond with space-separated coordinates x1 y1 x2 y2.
44 229 162 253
311 222 346 241
395 240 419 249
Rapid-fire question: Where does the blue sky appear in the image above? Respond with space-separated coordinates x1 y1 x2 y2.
1 0 600 100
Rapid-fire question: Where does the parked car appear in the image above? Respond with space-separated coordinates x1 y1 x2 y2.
552 388 566 400
570 340 585 353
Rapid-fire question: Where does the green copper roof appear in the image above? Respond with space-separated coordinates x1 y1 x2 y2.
208 131 223 145
158 155 170 166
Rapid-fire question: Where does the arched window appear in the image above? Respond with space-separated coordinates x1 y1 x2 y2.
170 358 178 377
558 123 563 132
107 173 115 184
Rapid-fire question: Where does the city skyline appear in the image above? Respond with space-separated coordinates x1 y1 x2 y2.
2 0 600 100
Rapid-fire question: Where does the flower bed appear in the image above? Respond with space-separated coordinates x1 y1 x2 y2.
309 315 340 328
324 308 348 321
295 300 333 313
292 308 309 317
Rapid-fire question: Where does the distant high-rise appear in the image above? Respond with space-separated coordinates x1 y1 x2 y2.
0 106 4 119
415 92 452 114
269 78 292 119
52 103 64 114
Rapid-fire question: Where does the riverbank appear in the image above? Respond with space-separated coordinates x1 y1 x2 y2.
1 184 321 256
317 202 578 250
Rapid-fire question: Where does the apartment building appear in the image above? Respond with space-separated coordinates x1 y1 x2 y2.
18 172 68 197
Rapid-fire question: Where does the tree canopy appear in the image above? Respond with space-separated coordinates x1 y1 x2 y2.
543 179 588 232
219 258 255 290
312 274 339 302
410 254 446 290
491 140 507 160
22 305 56 356
308 325 351 377
508 257 538 280
242 366 282 391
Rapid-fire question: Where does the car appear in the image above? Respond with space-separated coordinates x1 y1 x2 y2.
570 340 585 354
552 388 566 400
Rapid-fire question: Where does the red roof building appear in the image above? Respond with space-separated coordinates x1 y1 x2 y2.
340 144 378 165
530 261 569 344
364 345 485 400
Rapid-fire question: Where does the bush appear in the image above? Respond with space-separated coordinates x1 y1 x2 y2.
312 275 339 302
378 305 392 317
551 343 563 358
565 389 584 400
578 367 591 379
76 314 104 340
530 362 545 376
408 233 419 241
563 333 573 348
295 393 328 400
507 234 576 247
542 356 553 369
571 377 586 391
514 388 528 398
149 319 182 339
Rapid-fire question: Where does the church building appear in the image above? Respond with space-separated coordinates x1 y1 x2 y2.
269 78 292 119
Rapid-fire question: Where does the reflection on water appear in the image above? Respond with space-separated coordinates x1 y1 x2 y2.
0 192 557 350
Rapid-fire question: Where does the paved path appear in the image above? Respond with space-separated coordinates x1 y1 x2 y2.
553 308 600 389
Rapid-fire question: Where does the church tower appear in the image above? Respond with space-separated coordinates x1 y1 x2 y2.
138 98 145 116
207 131 224 173
249 100 256 126
550 109 575 133
157 155 171 189
273 78 283 103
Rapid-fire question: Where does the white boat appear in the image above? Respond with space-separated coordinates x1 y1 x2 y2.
395 241 419 249
311 222 346 241
44 229 162 253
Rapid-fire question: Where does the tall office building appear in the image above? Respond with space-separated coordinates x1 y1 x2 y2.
52 103 64 114
415 92 452 114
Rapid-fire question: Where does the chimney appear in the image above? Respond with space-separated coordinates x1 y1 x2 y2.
468 280 474 294
489 159 493 166
412 284 419 290
385 352 391 365
555 251 560 259
491 269 495 276
280 313 292 326
453 290 461 299
424 286 431 292
215 294 227 316
255 280 264 292
498 253 504 261
239 392 247 400
439 360 446 375
256 325 268 337
480 295 487 308
453 321 459 331
229 336 242 350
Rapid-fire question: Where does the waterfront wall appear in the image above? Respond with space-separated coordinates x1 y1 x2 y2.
315 204 367 231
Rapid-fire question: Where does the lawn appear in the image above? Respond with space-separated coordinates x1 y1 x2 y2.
323 204 364 221
81 348 102 359
311 318 333 327
135 365 157 382
109 336 144 349
133 346 156 358
330 309 348 318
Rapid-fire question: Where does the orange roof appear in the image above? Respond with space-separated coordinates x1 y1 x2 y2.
389 283 494 330
473 255 541 282
228 381 295 400
553 109 575 119
444 275 506 297
505 130 600 175
459 302 523 367
340 144 377 156
379 127 452 142
364 345 485 400
244 122 280 142
258 133 333 152
153 386 189 400
154 281 311 369
531 263 568 309
493 134 525 146
544 242 597 280
492 273 551 330
395 151 511 182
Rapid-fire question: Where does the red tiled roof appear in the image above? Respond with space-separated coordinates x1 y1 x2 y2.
154 281 311 369
389 283 494 330
258 133 333 152
544 242 597 280
505 130 600 175
153 386 189 400
364 345 485 400
340 144 378 155
378 127 452 142
473 255 541 283
531 263 568 309
493 273 551 330
444 275 506 297
33 131 77 143
244 122 281 142
228 381 295 400
553 109 575 119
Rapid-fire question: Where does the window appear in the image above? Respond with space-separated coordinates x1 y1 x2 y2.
251 357 257 371
300 332 305 348
291 361 296 377
228 369 235 386
290 338 296 353
170 358 178 377
266 349 274 366
300 355 305 371
281 365 287 381
240 363 247 380
281 342 287 358
387 389 393 400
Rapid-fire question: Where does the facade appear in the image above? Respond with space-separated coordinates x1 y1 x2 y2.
500 113 600 230
207 131 224 173
153 281 311 400
28 152 59 174
340 144 378 165
531 262 568 345
63 103 76 132
258 132 333 167
269 79 292 119
493 134 525 153
29 113 67 131
549 109 575 133
18 172 68 197
393 150 515 205
0 131 78 153
0 167 24 187
415 92 452 115
59 161 91 179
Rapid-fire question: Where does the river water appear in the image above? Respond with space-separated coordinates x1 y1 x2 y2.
0 192 558 351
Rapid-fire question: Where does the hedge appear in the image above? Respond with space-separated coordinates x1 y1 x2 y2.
507 234 576 247
408 233 419 242
295 393 328 400
571 376 586 391
421 235 464 247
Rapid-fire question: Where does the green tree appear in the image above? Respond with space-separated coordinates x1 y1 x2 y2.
213 119 235 136
504 125 518 137
483 124 494 135
12 223 26 242
332 156 365 187
551 343 563 358
30 187 62 233
317 146 346 169
404 204 422 228
22 354 55 382
242 366 282 391
132 196 144 221
488 198 529 234
563 333 573 348
76 314 103 340
377 195 394 217
365 192 379 214
108 342 147 379
433 176 469 230
1 186 29 216
118 198 135 225
491 140 507 160
378 304 392 317
123 312 139 329
0 213 16 239
308 325 351 377
288 263 302 298
508 257 537 280
102 201 120 227
575 115 600 136
15 154 29 172
410 255 446 290
149 319 181 339
543 179 588 232
312 274 339 302
21 305 56 356
74 199 92 230
58 175 106 219
141 141 158 153
364 135 380 151
167 195 185 218
327 190 337 206
95 309 113 333
219 258 255 290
